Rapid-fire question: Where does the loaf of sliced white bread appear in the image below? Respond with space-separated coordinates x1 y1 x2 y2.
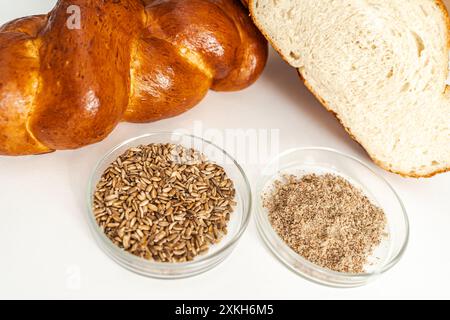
248 0 450 177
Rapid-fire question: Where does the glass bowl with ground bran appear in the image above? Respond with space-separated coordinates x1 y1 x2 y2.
256 148 409 287
87 133 251 279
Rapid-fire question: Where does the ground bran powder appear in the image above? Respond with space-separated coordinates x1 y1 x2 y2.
263 173 387 274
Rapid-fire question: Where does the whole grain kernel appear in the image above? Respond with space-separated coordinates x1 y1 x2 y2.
93 143 236 263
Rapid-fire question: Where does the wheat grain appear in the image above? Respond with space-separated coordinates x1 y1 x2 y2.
93 143 236 263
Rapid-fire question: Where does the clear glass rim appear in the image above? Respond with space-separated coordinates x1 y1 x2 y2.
86 132 253 271
256 146 410 281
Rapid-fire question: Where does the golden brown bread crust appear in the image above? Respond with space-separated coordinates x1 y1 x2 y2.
146 1 241 81
31 0 145 150
0 31 51 155
210 0 268 91
0 15 47 36
0 0 268 155
248 0 450 178
126 0 268 122
125 37 212 122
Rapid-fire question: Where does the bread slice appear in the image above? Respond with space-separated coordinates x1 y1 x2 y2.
249 0 450 177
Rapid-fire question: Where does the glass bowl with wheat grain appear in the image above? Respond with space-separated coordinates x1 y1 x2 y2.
87 132 252 279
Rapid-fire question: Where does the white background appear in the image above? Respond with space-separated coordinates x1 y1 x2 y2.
0 0 449 300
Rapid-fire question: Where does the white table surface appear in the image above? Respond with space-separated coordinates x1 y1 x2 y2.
0 0 449 300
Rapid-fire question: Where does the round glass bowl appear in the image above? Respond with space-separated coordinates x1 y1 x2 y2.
87 133 252 279
255 148 409 287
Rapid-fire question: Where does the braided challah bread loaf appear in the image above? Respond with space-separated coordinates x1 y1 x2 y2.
248 0 450 177
0 0 267 156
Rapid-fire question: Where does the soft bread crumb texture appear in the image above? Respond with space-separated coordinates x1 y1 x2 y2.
251 0 450 177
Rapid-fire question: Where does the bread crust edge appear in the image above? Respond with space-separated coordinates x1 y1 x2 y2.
248 0 450 178
299 71 450 179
